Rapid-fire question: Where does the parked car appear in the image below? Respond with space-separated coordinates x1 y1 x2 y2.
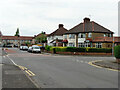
32 45 41 53
28 47 32 52
22 46 28 51
20 46 23 50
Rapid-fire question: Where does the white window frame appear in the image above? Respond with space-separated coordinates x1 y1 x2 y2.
78 43 85 47
69 34 75 39
88 33 92 38
69 43 75 47
78 33 86 38
96 43 102 48
64 35 67 39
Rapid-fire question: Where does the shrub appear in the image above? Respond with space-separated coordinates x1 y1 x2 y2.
45 46 112 53
114 45 120 59
66 47 86 52
51 47 67 52
45 45 52 51
87 48 112 53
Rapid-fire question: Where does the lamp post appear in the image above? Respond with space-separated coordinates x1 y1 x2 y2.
112 37 114 56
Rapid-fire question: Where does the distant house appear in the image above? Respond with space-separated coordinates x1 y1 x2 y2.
47 24 68 46
0 31 2 45
63 17 120 48
0 32 33 47
32 33 49 47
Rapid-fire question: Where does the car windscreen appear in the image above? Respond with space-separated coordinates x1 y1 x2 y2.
33 47 40 49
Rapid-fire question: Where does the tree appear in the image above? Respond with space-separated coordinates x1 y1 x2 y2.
35 32 47 43
15 28 20 36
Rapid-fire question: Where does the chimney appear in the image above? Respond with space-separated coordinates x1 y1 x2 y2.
0 31 2 37
59 24 64 28
84 17 90 23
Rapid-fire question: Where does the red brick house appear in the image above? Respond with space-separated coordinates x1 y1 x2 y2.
63 17 120 48
0 32 33 47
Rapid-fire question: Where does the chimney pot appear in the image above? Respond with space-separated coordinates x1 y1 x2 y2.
84 17 90 23
59 24 64 28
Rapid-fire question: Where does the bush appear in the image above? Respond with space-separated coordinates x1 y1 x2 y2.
114 45 120 59
66 47 86 52
45 46 112 53
45 45 52 51
87 48 112 53
50 47 67 52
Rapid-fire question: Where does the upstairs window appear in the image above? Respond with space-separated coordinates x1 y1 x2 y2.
69 34 75 39
104 34 106 37
64 35 67 39
108 34 112 37
78 33 86 38
88 33 92 38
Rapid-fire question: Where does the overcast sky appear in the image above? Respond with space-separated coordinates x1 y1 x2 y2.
0 0 119 36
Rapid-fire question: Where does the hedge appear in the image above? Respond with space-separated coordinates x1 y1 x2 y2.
45 46 112 53
66 47 86 52
87 48 112 53
45 45 52 51
114 45 120 59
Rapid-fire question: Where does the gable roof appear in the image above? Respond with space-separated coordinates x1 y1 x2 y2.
48 24 68 36
65 18 113 34
33 33 49 39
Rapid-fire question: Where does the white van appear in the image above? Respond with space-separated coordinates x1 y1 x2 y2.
32 45 41 53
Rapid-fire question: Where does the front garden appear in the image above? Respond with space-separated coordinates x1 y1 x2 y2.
45 46 112 55
114 45 120 63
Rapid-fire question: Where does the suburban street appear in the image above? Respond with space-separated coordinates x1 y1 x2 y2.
2 48 118 88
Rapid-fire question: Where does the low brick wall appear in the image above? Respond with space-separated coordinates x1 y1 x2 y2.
5 49 16 53
45 51 112 56
116 58 120 63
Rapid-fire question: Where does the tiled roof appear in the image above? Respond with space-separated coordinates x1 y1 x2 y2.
1 36 33 40
36 34 49 37
48 24 68 36
65 18 113 34
93 37 120 43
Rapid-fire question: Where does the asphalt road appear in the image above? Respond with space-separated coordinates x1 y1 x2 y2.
4 48 118 88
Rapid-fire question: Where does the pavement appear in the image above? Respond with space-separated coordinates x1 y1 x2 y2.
1 48 39 89
92 60 120 71
4 48 118 88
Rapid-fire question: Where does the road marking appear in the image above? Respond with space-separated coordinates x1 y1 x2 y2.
6 55 35 76
88 61 102 69
88 60 119 72
25 71 33 76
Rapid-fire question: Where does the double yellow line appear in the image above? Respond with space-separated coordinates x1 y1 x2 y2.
18 65 35 76
6 54 35 77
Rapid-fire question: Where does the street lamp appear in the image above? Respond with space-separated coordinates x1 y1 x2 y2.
112 37 115 56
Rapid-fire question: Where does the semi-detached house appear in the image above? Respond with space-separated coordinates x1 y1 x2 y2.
47 24 68 46
63 18 120 48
